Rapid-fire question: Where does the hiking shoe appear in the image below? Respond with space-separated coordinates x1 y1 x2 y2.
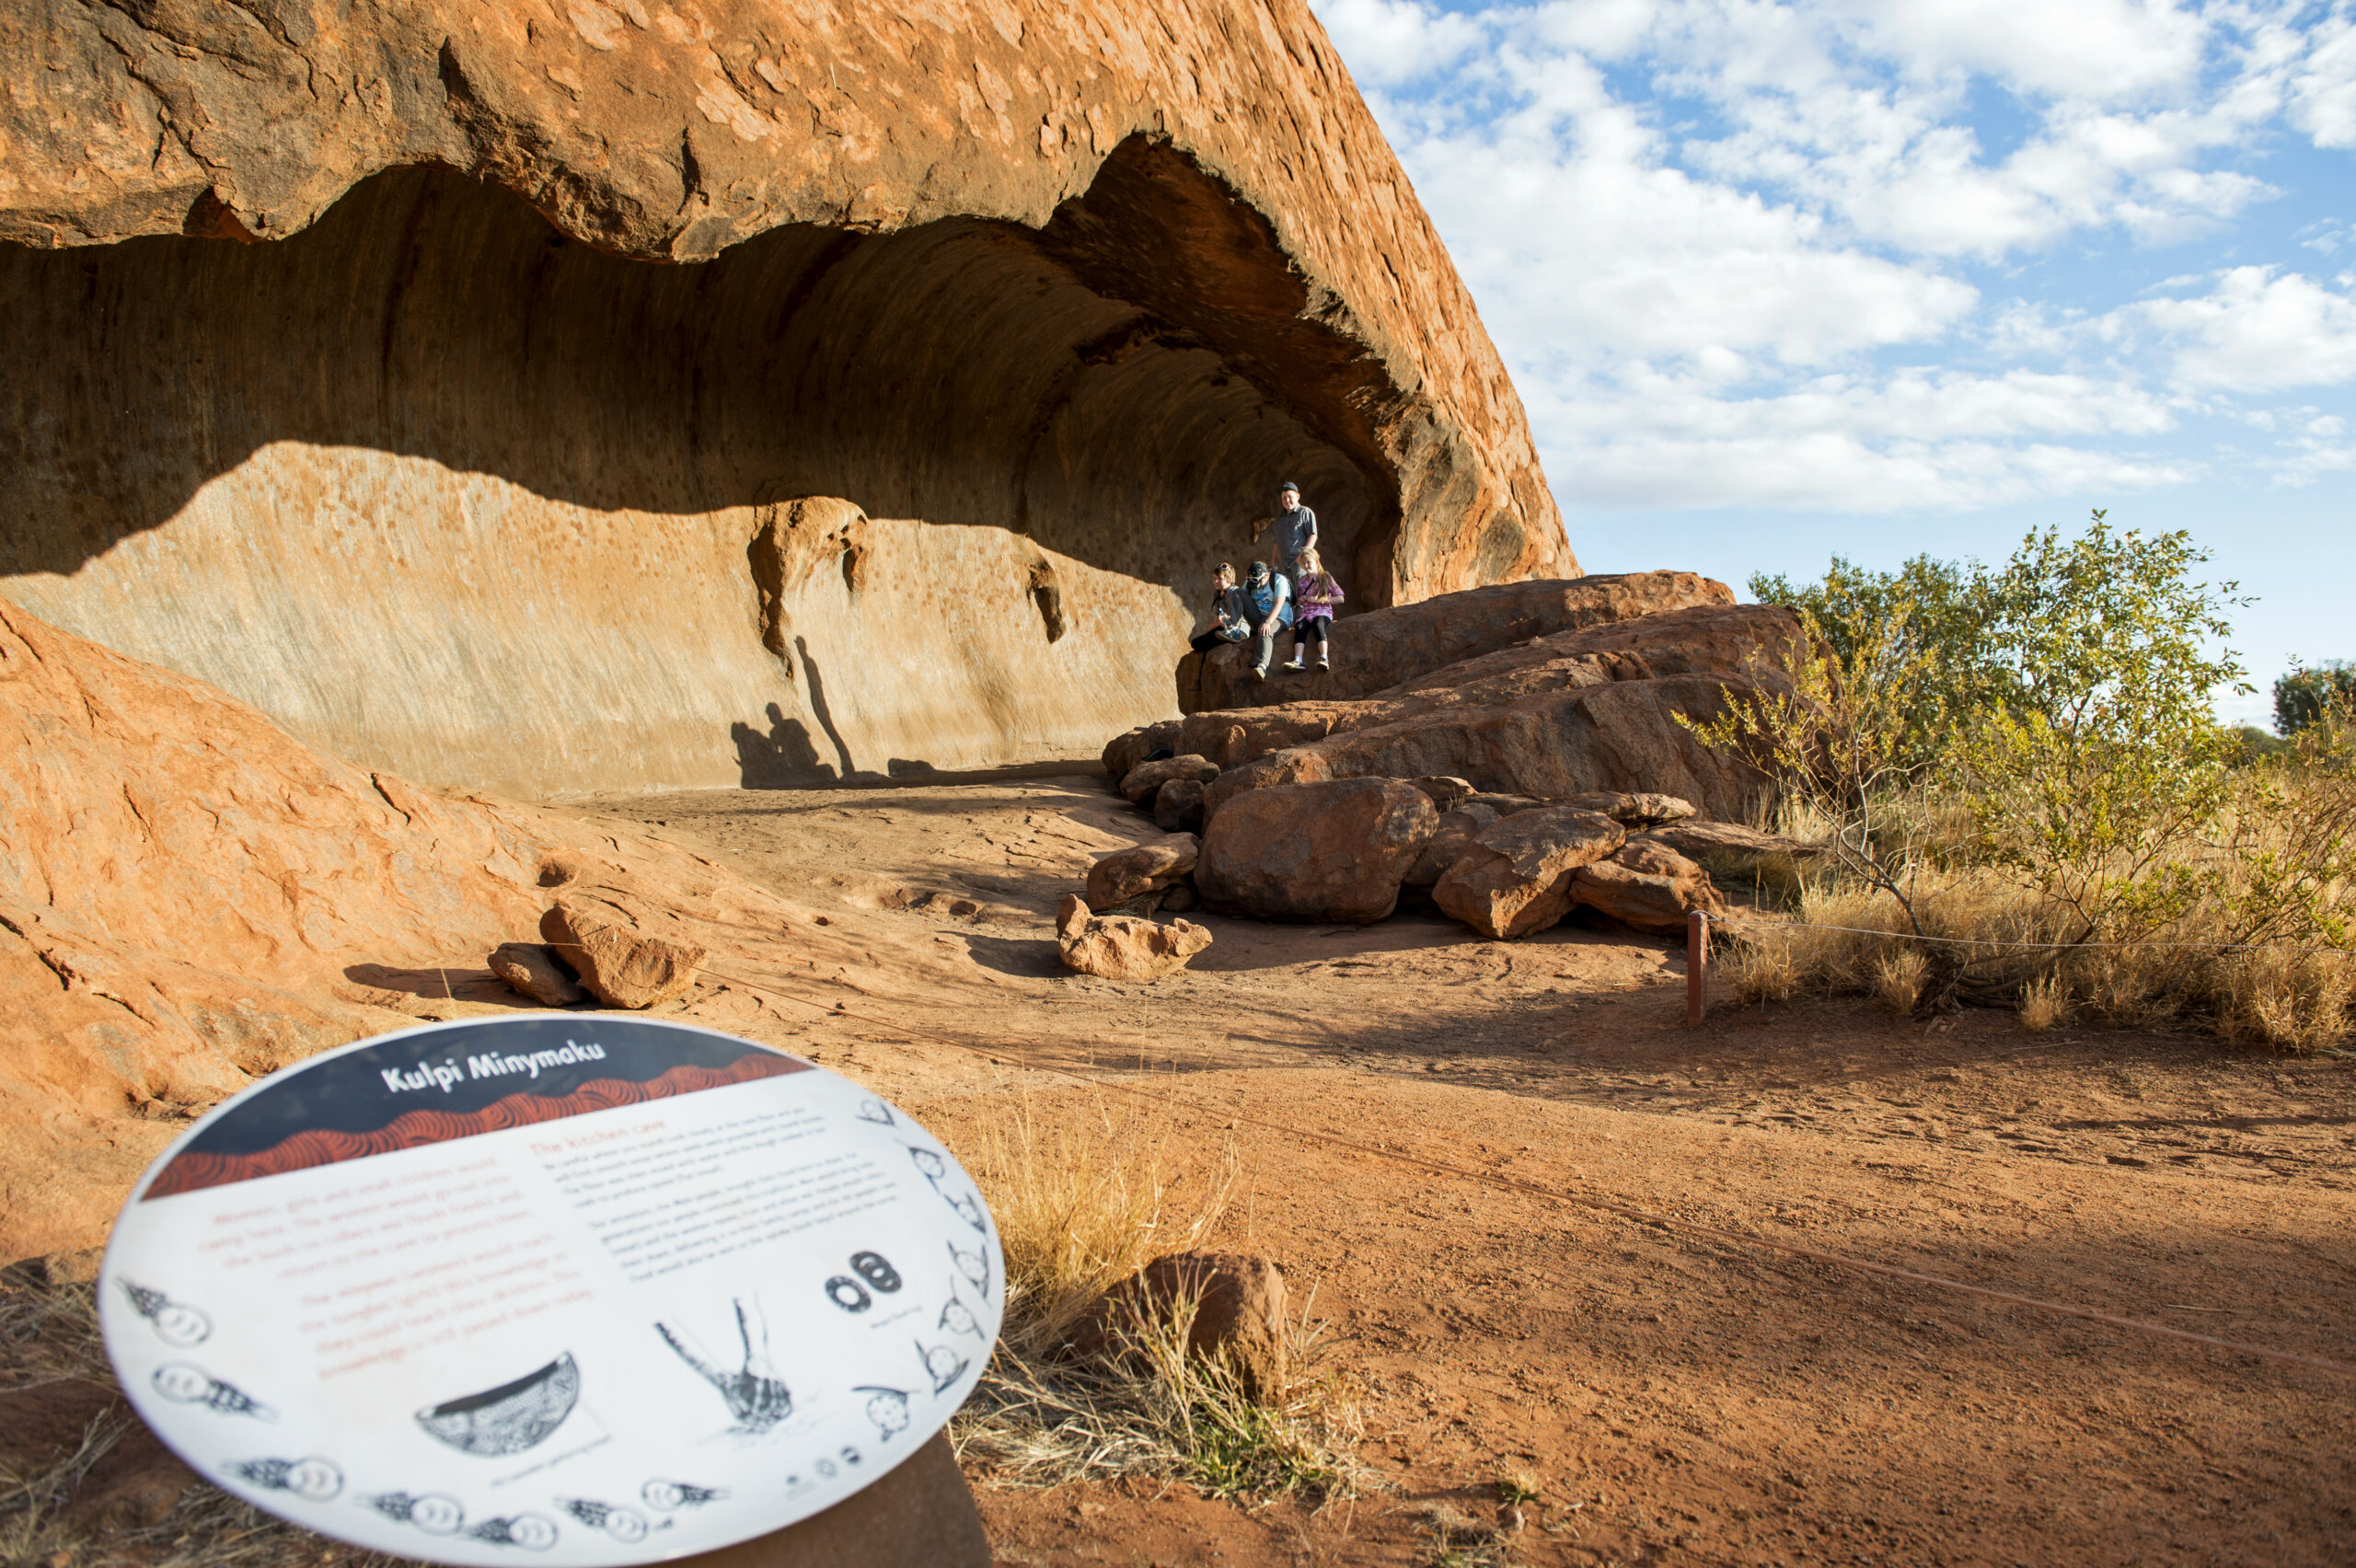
1280 660 1305 672
1250 665 1267 682
1316 658 1331 671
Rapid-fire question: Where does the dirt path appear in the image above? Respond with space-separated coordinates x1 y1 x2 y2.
556 779 2356 1566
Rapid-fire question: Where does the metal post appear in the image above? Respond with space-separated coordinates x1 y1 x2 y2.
1686 910 1708 1027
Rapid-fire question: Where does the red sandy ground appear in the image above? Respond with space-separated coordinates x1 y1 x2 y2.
559 779 2356 1568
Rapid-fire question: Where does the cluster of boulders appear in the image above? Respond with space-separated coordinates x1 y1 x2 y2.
1060 573 1818 979
1092 752 1734 945
488 892 708 1009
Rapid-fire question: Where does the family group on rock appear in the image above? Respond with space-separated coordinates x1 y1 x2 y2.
1188 482 1346 684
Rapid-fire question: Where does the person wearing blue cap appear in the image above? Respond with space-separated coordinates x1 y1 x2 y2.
1271 480 1317 582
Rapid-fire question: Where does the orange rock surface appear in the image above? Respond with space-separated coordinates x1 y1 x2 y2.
0 597 962 1260
0 0 1571 796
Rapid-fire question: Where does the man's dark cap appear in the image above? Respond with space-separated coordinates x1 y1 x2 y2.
1278 479 1300 492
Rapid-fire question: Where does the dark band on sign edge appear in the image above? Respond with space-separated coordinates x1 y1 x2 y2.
144 1054 805 1200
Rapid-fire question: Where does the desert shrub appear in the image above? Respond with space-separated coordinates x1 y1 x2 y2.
1707 513 2356 1047
2231 725 2290 764
946 1092 1367 1502
2274 660 2356 736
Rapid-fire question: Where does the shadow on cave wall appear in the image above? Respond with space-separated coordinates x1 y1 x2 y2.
0 137 1406 615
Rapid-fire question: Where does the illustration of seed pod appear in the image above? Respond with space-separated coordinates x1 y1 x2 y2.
467 1513 558 1550
153 1364 273 1421
225 1456 341 1501
367 1492 464 1535
120 1280 212 1346
641 1480 727 1511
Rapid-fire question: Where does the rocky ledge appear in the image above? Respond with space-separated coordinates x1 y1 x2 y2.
1086 572 1809 961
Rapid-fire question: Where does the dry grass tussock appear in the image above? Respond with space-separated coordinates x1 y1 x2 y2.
946 1092 1370 1502
0 1279 406 1568
1727 782 2356 1051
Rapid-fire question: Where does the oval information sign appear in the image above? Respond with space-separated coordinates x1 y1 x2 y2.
99 1017 1003 1566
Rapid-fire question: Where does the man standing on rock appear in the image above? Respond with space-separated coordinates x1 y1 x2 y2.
1270 480 1317 582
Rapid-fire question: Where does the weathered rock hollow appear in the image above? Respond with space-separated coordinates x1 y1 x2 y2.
1 0 1572 796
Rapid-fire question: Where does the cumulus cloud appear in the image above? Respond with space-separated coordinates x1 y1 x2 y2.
1315 0 1484 86
2290 6 2356 146
2140 266 2356 390
1311 0 2356 511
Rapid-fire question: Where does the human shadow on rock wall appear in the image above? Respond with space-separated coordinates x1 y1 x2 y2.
0 149 1379 588
733 642 873 788
733 704 834 789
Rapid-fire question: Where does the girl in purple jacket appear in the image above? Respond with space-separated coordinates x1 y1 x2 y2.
1282 548 1344 672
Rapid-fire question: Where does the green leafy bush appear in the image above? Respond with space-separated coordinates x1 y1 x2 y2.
1704 513 2356 1046
2275 661 2356 736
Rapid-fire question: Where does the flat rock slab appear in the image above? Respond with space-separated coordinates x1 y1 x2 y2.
1565 790 1697 827
1435 807 1625 939
1641 820 1810 859
1401 802 1501 891
1571 839 1728 936
1085 835 1199 907
1056 894 1212 980
488 941 585 1007
1120 754 1218 804
539 892 708 1009
1197 778 1436 924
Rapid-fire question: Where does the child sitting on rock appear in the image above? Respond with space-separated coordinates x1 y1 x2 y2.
1239 559 1293 681
1282 548 1344 672
1190 562 1251 652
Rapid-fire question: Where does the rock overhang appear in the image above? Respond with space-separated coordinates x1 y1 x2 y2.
0 0 1573 796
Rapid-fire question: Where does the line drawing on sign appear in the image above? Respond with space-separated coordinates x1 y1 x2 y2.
947 1239 991 1300
855 1099 895 1126
120 1280 212 1346
849 1251 902 1293
365 1491 464 1534
466 1513 559 1550
153 1364 273 1421
915 1340 970 1396
641 1479 728 1511
225 1456 342 1501
907 1147 990 1233
656 1298 794 1434
854 1386 910 1441
938 1288 983 1340
558 1498 649 1543
414 1355 580 1457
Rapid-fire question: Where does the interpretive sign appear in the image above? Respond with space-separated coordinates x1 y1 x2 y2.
99 1016 1003 1566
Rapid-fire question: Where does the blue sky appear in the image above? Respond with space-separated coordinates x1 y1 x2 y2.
1310 0 2355 726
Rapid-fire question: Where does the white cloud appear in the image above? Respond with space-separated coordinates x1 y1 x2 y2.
2141 266 2356 390
2290 6 2356 147
1309 0 2356 510
1413 111 1981 364
1832 0 2211 99
1315 0 1484 86
1517 364 2188 509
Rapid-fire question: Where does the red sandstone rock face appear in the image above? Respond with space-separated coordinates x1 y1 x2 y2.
1182 572 1734 714
1196 778 1437 924
0 0 1573 796
0 596 968 1261
1155 598 1803 823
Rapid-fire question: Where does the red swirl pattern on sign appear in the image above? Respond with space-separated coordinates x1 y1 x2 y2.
143 1055 803 1200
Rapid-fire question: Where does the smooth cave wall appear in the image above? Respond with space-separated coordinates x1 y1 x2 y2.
0 138 1389 797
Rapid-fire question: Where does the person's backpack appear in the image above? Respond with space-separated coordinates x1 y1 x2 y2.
1244 578 1295 629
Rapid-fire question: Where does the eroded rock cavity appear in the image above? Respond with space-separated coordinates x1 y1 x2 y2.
5 144 1554 793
